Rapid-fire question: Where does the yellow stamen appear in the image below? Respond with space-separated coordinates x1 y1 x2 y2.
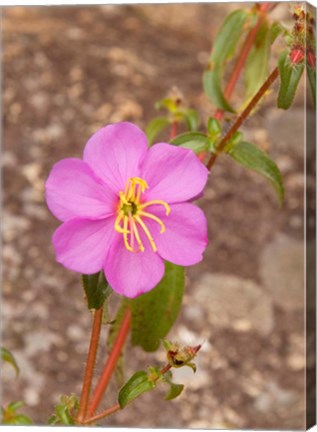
138 210 166 234
135 216 157 252
114 211 129 233
130 216 145 252
123 216 133 252
140 200 170 215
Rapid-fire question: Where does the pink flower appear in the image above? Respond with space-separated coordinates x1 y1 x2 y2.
45 122 208 298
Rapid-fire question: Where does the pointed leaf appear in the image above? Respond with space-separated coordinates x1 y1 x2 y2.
244 20 270 102
118 371 156 408
164 382 184 401
183 109 200 131
107 299 129 387
82 271 112 310
146 117 170 145
171 132 210 154
1 347 19 377
130 262 184 352
203 9 249 112
203 70 235 113
227 141 284 203
277 50 304 109
307 65 316 109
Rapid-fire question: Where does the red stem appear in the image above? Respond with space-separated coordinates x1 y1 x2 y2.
76 307 103 423
214 2 271 121
85 308 132 418
82 403 121 425
170 121 177 139
207 66 279 170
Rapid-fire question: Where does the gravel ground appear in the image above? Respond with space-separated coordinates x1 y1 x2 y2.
2 3 314 429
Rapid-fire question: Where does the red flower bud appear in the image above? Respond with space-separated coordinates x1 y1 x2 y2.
307 50 316 68
290 48 305 64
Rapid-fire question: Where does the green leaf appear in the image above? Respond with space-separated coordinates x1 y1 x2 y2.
183 109 200 131
269 21 285 45
203 70 235 113
277 50 304 110
207 117 222 138
204 9 249 112
307 65 316 109
146 117 170 145
48 394 79 425
244 20 270 102
118 371 156 408
1 347 19 376
2 402 33 425
208 9 249 65
171 132 210 154
7 401 24 413
82 271 112 310
227 141 284 203
130 262 184 352
107 299 129 387
164 382 184 401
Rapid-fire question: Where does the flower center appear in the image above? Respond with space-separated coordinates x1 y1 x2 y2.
114 177 170 253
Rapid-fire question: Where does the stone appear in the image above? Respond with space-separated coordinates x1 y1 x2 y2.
193 273 274 336
260 234 304 310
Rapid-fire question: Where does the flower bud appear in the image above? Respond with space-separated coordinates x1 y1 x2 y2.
290 47 305 64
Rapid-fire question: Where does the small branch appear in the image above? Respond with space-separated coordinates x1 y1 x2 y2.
86 308 131 418
76 307 103 423
82 403 121 425
214 2 272 121
207 66 279 170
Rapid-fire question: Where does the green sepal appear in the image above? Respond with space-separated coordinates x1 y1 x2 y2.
207 117 222 138
1 347 19 377
146 117 170 145
277 50 304 110
171 132 210 154
82 271 112 310
226 140 284 204
118 371 156 408
130 262 184 352
307 65 316 109
203 9 249 112
183 109 200 131
48 394 79 425
1 401 33 425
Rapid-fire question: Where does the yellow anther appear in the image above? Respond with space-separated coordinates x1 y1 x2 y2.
140 200 171 216
139 211 166 234
135 216 157 252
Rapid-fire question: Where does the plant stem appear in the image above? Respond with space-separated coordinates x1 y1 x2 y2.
82 403 121 425
207 66 279 170
214 2 272 121
85 308 132 418
170 121 177 139
76 307 103 423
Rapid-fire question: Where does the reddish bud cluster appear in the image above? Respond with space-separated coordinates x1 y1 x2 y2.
290 47 305 64
307 50 316 68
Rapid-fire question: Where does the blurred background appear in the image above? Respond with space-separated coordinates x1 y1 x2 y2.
2 2 313 428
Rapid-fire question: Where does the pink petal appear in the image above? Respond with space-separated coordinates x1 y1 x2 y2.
143 203 208 266
52 217 116 274
45 158 117 222
83 122 148 193
140 143 209 203
104 232 165 298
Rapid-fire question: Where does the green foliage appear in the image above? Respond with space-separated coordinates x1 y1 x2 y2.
107 299 130 387
203 9 249 111
48 394 79 425
307 65 316 109
130 262 184 352
163 380 184 401
82 271 112 310
1 401 33 425
1 347 19 377
277 50 304 110
118 371 156 408
244 20 271 103
171 132 210 154
207 117 222 138
226 140 284 204
146 117 170 145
